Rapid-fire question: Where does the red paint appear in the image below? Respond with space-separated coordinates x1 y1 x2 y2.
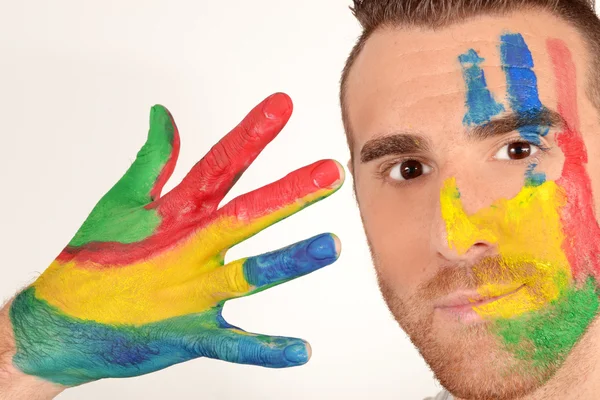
57 159 339 266
56 93 339 267
159 92 293 214
217 159 340 223
548 38 600 280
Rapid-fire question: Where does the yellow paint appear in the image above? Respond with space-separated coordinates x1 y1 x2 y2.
34 188 333 325
440 178 571 319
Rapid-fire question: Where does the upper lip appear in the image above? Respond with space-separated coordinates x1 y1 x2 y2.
434 285 524 309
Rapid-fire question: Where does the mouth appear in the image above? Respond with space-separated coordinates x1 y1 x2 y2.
434 284 525 323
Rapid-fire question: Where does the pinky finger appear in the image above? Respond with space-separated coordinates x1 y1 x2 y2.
186 328 311 368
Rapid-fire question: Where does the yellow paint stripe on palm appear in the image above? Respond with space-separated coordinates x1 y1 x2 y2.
34 188 333 325
440 178 572 319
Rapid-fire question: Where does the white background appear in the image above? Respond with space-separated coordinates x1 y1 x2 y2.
0 1 485 399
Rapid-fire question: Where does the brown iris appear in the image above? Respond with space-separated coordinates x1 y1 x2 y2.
400 160 424 180
507 142 532 160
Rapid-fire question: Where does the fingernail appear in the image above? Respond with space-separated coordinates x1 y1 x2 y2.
307 234 337 260
262 93 291 120
284 344 309 364
311 161 340 188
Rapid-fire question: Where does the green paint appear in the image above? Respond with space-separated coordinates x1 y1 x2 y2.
494 275 599 370
69 106 174 246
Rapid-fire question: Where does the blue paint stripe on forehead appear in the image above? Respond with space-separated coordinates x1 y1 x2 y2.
500 33 549 144
459 49 505 126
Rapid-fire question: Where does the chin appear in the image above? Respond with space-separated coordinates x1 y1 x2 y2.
420 322 550 400
390 300 560 400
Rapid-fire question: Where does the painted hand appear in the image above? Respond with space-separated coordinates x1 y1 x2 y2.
8 93 344 386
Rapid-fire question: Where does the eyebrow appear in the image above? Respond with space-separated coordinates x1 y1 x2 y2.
360 133 431 163
470 108 566 140
359 108 567 164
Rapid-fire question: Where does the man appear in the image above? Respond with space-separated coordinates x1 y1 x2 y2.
2 0 600 399
343 0 600 399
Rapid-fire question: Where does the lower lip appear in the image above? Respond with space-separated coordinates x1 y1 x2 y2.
435 286 524 324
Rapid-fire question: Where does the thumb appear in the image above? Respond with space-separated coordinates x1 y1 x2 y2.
113 105 180 203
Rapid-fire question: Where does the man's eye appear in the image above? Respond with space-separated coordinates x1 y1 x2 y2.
389 160 433 181
494 141 539 160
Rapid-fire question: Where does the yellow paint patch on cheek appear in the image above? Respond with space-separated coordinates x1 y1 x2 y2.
440 178 572 319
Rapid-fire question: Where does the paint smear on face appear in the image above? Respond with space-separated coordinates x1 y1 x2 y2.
445 33 600 368
548 39 600 281
500 33 549 145
449 34 570 320
459 49 505 125
493 37 600 371
525 163 547 187
441 178 571 319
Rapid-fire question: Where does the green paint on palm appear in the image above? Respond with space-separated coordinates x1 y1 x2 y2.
69 106 175 246
494 274 599 369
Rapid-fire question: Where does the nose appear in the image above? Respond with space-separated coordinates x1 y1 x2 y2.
431 177 498 262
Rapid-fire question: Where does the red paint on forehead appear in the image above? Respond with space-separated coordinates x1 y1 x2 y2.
548 38 600 280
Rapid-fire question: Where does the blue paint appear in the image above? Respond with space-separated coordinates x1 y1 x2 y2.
283 344 309 364
525 163 547 187
500 33 549 145
517 123 548 144
244 233 338 287
459 49 505 126
11 287 313 385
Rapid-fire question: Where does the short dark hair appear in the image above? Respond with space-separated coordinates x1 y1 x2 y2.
340 0 600 158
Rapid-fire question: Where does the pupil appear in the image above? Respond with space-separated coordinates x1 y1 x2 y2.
401 160 423 180
508 142 531 160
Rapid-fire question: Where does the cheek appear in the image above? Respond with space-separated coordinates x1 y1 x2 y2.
356 177 437 294
454 180 573 318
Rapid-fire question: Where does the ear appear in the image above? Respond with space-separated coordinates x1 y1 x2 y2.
346 158 353 176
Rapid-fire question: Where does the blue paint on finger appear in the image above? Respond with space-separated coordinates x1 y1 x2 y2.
243 233 338 287
284 343 309 364
201 330 309 367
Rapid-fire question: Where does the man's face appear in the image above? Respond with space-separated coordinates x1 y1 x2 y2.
346 10 600 399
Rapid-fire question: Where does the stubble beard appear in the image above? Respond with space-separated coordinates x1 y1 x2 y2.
373 262 563 400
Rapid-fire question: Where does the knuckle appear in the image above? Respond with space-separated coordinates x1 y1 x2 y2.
231 198 250 221
239 119 262 141
205 142 232 174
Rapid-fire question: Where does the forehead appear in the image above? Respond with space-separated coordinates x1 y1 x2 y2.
345 9 590 149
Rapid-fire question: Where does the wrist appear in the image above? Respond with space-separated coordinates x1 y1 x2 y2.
0 299 65 400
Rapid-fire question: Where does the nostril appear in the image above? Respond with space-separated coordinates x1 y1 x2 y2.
466 242 493 255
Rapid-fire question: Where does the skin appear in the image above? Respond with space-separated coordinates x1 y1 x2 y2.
346 9 600 400
0 93 345 399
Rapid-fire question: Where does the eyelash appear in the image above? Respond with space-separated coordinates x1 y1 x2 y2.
376 137 552 185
